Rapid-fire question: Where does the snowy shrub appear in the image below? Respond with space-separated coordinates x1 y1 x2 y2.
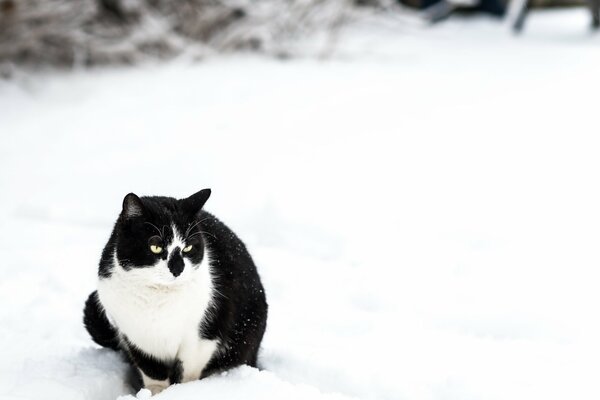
0 0 394 72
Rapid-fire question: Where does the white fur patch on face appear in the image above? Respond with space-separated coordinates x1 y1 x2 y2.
122 225 199 286
167 224 185 256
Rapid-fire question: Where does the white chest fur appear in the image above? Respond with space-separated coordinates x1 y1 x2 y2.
97 251 217 382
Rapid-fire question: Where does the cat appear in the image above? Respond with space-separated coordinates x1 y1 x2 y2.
83 189 268 394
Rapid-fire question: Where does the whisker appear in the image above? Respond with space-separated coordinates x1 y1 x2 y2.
211 286 229 300
185 219 204 238
185 218 210 240
144 222 163 238
187 230 216 240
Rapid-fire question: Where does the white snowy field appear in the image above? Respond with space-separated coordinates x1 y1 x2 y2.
1 9 600 400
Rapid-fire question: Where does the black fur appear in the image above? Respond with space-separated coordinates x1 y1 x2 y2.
167 247 184 277
83 291 120 351
83 189 268 385
123 337 173 381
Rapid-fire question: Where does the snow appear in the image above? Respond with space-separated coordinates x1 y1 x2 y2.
2 9 600 400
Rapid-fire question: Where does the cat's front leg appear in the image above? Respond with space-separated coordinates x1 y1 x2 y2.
124 341 173 395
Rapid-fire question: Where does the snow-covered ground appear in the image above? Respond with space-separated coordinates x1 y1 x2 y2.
1 9 600 400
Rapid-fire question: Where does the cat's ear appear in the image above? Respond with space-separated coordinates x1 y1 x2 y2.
122 193 145 218
182 189 211 215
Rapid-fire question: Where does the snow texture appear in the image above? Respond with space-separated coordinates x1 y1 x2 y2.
2 9 600 400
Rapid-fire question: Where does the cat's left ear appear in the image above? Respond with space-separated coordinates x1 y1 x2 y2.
182 189 211 215
122 193 145 218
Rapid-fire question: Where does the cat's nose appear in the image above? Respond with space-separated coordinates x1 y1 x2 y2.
168 247 185 277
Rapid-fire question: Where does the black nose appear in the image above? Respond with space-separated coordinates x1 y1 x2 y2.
168 247 184 277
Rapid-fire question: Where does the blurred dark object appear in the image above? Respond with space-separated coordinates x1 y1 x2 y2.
400 0 506 15
421 0 506 23
399 0 439 8
98 0 133 21
402 0 586 8
401 0 591 23
1 0 16 15
510 0 599 31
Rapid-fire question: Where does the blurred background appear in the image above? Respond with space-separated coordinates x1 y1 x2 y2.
1 1 600 400
1 0 599 71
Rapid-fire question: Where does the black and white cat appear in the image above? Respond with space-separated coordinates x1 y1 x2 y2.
83 189 268 394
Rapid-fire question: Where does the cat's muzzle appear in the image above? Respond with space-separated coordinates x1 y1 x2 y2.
167 248 185 277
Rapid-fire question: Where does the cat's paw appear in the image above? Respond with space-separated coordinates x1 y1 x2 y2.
141 372 169 396
145 384 167 396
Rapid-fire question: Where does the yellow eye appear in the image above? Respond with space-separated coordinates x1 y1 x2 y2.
182 245 193 253
150 245 163 254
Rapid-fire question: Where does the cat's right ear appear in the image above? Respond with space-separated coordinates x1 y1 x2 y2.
122 193 145 218
181 189 211 215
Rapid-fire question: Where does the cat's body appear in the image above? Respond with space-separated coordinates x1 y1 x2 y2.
83 190 268 394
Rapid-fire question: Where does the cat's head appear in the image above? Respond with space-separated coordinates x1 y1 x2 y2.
111 189 211 285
